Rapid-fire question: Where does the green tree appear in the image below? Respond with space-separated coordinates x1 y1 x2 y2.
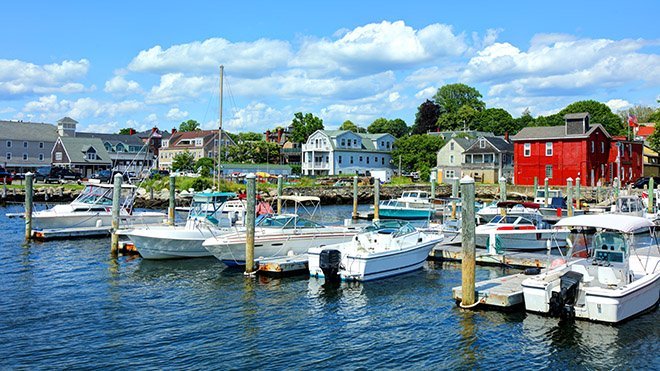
617 105 657 124
118 128 135 135
412 100 441 134
648 109 660 124
433 83 485 115
474 108 518 136
195 157 215 177
290 112 324 143
391 134 444 174
179 119 201 132
172 150 196 172
367 118 409 138
532 114 563 127
559 100 623 135
339 120 366 133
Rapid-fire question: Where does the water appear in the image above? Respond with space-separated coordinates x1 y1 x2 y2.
0 204 658 369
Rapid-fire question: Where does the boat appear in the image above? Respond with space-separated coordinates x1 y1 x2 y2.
521 214 660 323
31 182 166 230
477 200 542 224
377 190 434 220
475 211 568 251
119 192 244 259
534 188 562 205
308 220 443 282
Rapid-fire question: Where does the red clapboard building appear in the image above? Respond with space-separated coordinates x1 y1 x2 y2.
511 113 643 186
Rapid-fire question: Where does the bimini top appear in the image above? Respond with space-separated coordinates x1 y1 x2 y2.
554 214 654 233
276 195 321 203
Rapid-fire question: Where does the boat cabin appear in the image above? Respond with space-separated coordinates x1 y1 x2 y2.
534 189 562 204
256 214 323 229
71 183 136 211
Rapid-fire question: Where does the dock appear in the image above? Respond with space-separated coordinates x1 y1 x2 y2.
353 211 374 220
431 244 553 269
257 253 309 276
452 273 529 308
32 226 113 240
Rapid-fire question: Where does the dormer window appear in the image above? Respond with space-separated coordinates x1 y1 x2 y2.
479 139 486 148
86 148 97 160
116 143 125 152
104 142 113 152
162 140 169 148
195 138 203 147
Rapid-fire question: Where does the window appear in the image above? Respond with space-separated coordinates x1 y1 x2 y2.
545 142 553 156
545 165 553 179
445 170 455 178
162 140 169 148
39 142 44 149
6 153 11 160
55 152 62 161
87 152 97 160
601 164 605 177
359 156 363 162
341 139 345 146
366 157 370 164
484 154 494 163
591 141 594 153
350 156 354 164
353 139 357 147
524 143 531 157
465 154 472 163
474 154 484 163
450 142 454 151
39 154 44 161
629 144 632 157
381 141 384 147
479 139 486 148
23 141 28 148
23 153 28 160
386 142 391 149
450 155 454 164
601 142 604 153
381 158 385 165
6 140 11 148
195 138 203 147
338 156 342 164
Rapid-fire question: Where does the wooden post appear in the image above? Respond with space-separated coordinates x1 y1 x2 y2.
373 178 380 221
110 173 122 255
430 170 436 199
499 176 507 202
452 177 459 198
575 177 581 210
597 181 602 203
24 173 33 241
168 175 175 226
352 175 358 219
533 176 538 199
276 174 283 215
244 173 256 275
566 177 573 217
544 177 549 207
648 177 655 214
614 177 620 199
460 176 476 307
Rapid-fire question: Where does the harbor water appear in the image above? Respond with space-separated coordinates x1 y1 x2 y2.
0 204 658 369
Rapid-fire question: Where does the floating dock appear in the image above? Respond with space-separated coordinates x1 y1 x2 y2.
452 273 529 308
31 226 113 240
257 254 309 276
431 244 553 269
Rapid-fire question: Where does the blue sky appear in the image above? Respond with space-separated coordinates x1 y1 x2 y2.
1 1 658 134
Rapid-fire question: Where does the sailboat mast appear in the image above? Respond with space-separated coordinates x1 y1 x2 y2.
217 65 224 188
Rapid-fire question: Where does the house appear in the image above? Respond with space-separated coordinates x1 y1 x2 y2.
76 132 155 174
634 124 654 142
436 136 478 183
264 126 301 165
135 127 170 159
159 130 235 170
301 130 395 176
643 145 660 177
51 136 112 177
462 136 513 183
0 120 58 172
511 112 643 186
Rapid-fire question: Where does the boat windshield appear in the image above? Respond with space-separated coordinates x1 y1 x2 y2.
363 220 415 236
256 215 323 229
592 230 628 255
74 185 132 205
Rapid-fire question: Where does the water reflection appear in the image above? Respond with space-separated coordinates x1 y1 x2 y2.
457 311 480 369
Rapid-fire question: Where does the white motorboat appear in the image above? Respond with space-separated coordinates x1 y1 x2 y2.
120 192 244 259
477 201 541 224
203 213 359 266
475 212 568 251
522 214 660 323
32 182 166 230
377 190 434 220
308 220 443 282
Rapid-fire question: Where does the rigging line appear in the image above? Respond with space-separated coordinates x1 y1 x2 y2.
202 74 220 125
224 75 240 120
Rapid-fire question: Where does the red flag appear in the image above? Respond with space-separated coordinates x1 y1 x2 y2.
628 114 638 127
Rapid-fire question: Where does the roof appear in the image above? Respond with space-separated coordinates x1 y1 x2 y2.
276 195 321 203
57 117 78 124
0 121 58 141
77 132 145 146
637 126 654 137
563 112 589 120
464 136 513 153
554 214 653 233
451 137 476 149
312 130 394 151
511 124 610 141
57 137 112 164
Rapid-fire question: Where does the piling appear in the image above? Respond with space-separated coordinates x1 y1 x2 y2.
533 176 538 198
614 177 620 198
373 179 380 221
597 181 602 203
544 178 549 206
567 177 574 217
245 173 256 275
110 173 122 255
452 177 459 198
648 177 655 214
460 176 476 307
352 176 358 219
431 171 436 199
168 175 175 226
499 176 507 202
276 175 283 215
576 177 581 210
24 173 33 241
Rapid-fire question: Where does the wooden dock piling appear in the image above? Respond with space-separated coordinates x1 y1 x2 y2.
649 177 655 213
245 173 256 275
352 176 358 219
277 175 283 215
544 177 549 206
373 179 380 221
168 175 175 226
567 177 573 217
110 173 122 255
24 173 33 241
499 176 507 202
460 176 476 307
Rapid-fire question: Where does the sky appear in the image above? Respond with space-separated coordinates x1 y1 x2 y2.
1 1 659 134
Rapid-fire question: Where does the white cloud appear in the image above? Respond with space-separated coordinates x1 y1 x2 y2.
21 95 144 123
0 59 89 97
224 102 290 132
606 99 631 112
414 87 436 100
145 73 214 104
104 75 141 94
128 38 293 77
166 107 189 121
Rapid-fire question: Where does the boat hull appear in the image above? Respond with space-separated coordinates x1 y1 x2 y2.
32 211 166 230
475 229 568 251
122 226 235 259
379 207 433 220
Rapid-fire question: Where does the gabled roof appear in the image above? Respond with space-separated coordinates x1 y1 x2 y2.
77 132 144 146
637 126 654 137
563 112 589 120
463 136 513 154
57 116 78 124
0 121 58 141
511 124 610 141
56 137 111 164
444 137 476 151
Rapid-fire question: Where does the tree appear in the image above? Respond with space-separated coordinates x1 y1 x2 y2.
648 109 660 124
339 120 366 133
412 100 441 134
391 134 444 174
474 108 518 136
172 150 196 172
290 112 324 143
234 132 263 142
648 129 660 153
617 105 657 124
118 128 135 135
195 157 215 177
179 119 201 132
532 113 563 127
559 100 623 136
433 83 485 115
367 118 409 138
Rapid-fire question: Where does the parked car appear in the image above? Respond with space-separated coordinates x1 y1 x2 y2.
34 166 51 182
0 166 12 184
149 169 170 179
47 167 83 183
91 170 129 183
631 176 660 189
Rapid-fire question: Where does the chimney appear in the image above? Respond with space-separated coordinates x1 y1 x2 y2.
172 128 177 134
504 131 509 142
266 130 271 142
129 128 136 135
277 128 283 143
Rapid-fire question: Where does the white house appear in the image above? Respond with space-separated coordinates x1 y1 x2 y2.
301 130 395 176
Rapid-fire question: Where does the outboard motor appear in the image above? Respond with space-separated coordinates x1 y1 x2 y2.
319 249 342 283
549 271 583 319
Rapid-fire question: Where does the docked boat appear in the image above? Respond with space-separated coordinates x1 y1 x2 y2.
378 190 434 220
308 220 443 282
31 182 166 230
475 210 568 251
120 192 244 259
477 201 542 224
521 214 660 323
202 213 360 266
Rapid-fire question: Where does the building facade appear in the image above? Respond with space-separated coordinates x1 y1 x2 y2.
301 130 395 176
436 137 476 183
51 136 112 176
0 120 59 172
159 130 235 170
462 136 513 183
